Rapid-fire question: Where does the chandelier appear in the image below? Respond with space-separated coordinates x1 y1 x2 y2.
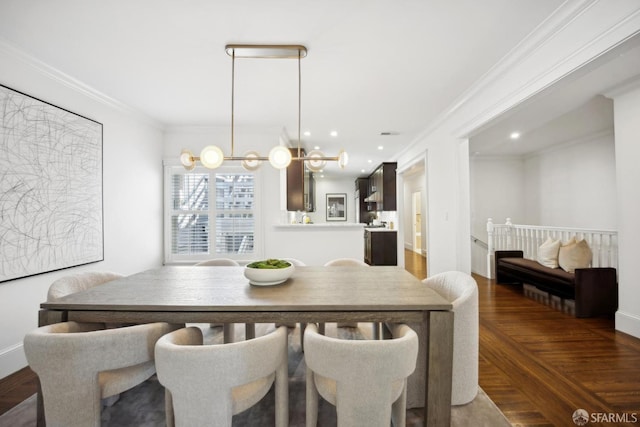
180 44 348 172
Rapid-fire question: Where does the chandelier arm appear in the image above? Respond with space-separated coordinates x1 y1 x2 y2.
297 48 302 159
231 49 236 158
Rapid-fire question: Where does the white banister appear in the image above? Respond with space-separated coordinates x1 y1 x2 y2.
485 218 618 279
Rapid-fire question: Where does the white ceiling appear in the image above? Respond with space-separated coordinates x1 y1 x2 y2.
469 33 640 158
0 0 569 177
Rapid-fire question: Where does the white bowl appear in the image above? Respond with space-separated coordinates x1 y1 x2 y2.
244 264 295 286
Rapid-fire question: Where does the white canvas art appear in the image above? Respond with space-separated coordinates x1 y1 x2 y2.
0 84 103 283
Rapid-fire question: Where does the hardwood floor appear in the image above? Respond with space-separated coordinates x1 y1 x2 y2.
474 273 640 426
2 254 639 426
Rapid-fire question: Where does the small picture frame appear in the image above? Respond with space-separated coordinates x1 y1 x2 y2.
326 193 347 221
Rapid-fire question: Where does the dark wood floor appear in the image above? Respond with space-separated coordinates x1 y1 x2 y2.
2 253 639 426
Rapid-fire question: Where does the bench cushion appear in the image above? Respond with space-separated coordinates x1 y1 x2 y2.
497 257 576 298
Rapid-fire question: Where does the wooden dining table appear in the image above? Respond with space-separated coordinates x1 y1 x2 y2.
38 265 454 426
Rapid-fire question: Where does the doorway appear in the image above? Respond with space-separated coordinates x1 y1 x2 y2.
412 191 422 254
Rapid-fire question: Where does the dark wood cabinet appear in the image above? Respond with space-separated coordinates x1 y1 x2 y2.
364 230 397 266
286 148 315 211
355 178 370 223
365 162 397 211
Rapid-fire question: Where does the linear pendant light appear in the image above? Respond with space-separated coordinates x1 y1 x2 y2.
179 44 348 171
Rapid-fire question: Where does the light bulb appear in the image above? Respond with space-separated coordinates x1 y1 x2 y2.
268 146 292 169
241 150 262 171
338 149 348 169
180 149 196 171
200 145 224 169
306 150 327 172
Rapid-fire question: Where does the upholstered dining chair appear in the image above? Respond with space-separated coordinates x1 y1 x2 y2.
155 325 289 427
304 322 418 427
24 321 178 427
278 258 307 330
322 258 372 332
195 258 255 343
47 271 124 301
401 271 479 407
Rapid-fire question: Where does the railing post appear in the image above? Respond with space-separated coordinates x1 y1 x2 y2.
487 218 494 279
505 218 513 250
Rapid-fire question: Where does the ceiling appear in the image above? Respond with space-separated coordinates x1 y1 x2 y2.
0 0 569 177
469 33 640 158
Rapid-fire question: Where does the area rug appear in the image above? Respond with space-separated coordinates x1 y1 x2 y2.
0 324 511 426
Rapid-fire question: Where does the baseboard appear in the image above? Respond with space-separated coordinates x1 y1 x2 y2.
615 310 640 339
0 343 27 380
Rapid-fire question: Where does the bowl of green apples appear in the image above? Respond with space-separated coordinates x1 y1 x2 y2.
244 259 294 286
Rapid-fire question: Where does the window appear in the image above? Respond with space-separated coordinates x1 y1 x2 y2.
164 164 260 263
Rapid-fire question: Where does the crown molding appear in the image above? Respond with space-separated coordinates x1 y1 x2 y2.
603 74 640 98
397 0 640 166
451 2 640 139
395 0 603 162
0 37 163 130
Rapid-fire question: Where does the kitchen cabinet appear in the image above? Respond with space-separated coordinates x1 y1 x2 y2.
366 162 397 211
364 229 397 266
286 148 315 212
355 178 370 223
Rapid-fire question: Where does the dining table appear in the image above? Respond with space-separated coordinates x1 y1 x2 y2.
37 265 454 426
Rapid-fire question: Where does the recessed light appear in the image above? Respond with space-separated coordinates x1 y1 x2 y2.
330 131 338 137
378 146 383 150
510 132 520 140
367 159 372 163
361 169 366 173
303 131 311 137
314 145 320 150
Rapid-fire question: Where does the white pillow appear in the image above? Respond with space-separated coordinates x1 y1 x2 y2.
558 238 592 273
537 237 561 268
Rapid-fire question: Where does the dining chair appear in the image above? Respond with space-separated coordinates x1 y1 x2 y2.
277 258 307 330
195 258 255 343
24 321 179 427
304 322 418 427
47 271 124 301
397 271 479 407
155 325 289 427
47 271 127 333
322 258 376 334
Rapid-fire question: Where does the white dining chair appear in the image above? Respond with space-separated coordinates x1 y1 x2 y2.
155 325 289 427
277 258 307 330
47 271 124 301
304 322 418 427
195 258 255 343
24 321 179 427
399 271 479 407
321 258 375 333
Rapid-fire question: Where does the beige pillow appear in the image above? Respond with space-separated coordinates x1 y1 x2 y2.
537 237 561 268
558 238 592 273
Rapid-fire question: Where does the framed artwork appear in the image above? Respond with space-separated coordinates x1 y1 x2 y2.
0 84 104 283
326 193 347 221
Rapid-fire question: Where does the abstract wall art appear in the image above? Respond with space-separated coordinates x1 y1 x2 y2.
0 84 103 283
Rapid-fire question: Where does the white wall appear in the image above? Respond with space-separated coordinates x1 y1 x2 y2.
612 85 640 338
306 177 356 224
0 42 164 378
395 1 640 340
470 157 526 239
469 133 617 276
523 132 617 228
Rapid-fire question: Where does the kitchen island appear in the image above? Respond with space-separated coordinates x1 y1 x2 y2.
270 223 365 266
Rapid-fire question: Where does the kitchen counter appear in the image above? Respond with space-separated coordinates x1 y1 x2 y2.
365 227 397 232
270 223 364 265
275 223 365 229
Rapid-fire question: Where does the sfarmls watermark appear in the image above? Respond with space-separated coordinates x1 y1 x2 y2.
573 409 638 425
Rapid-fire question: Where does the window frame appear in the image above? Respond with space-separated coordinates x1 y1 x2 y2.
163 160 263 264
